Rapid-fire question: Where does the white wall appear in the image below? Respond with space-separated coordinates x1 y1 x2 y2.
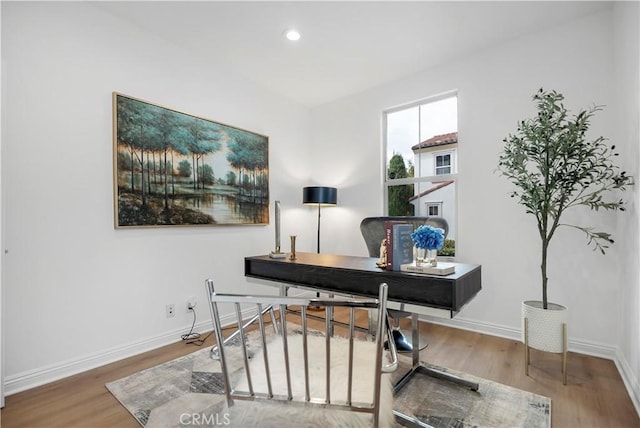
613 1 640 413
310 3 638 411
0 0 4 408
1 2 315 393
311 4 633 357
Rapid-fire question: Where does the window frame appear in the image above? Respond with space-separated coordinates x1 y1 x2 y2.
426 202 442 216
382 91 459 257
434 151 453 176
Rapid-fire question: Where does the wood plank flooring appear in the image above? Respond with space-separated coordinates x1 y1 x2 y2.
1 310 638 427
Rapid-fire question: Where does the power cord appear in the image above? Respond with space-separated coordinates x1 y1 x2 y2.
181 304 217 346
181 306 201 343
182 304 283 346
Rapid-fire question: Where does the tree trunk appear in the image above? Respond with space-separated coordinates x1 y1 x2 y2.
541 238 549 309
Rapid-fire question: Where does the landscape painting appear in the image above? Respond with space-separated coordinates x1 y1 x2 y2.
113 92 269 228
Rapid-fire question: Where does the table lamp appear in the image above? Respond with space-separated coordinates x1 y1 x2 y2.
303 186 337 253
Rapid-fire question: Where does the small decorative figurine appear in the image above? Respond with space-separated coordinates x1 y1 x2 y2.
376 238 388 268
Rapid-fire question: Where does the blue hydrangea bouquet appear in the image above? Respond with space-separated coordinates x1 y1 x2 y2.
410 225 445 250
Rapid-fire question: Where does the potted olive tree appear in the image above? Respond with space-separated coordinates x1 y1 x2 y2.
498 89 632 383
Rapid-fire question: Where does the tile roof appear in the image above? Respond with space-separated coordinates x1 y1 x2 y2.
411 131 458 151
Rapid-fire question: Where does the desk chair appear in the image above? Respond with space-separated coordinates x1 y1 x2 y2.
360 216 448 352
359 218 480 394
205 280 429 427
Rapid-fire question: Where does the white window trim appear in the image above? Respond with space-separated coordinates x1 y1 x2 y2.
382 90 459 221
434 150 455 176
426 201 443 216
382 89 457 183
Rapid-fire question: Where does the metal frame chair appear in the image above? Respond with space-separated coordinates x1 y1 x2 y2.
205 280 431 427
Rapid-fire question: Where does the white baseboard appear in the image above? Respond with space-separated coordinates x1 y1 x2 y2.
4 311 240 396
420 314 639 418
4 310 640 421
615 348 640 418
420 314 618 359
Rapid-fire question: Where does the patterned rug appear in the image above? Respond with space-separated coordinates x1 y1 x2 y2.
106 330 551 428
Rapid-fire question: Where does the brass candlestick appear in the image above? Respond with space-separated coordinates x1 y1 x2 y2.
289 235 297 260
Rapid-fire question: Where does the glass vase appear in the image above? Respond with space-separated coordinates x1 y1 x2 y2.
415 247 437 267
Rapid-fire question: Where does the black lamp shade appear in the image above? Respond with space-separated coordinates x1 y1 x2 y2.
303 186 337 206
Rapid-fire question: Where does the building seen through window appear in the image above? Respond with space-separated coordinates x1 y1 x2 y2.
384 93 458 256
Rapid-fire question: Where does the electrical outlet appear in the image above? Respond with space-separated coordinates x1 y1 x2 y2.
187 297 197 310
166 304 175 317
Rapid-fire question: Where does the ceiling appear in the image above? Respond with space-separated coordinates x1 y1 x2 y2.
94 1 610 108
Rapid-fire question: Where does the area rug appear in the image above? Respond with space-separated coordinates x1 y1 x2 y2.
106 329 551 428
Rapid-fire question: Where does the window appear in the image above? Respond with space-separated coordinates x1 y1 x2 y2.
383 92 458 255
435 152 452 175
426 202 442 216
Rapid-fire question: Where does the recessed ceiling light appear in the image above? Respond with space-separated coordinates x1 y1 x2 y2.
284 29 301 41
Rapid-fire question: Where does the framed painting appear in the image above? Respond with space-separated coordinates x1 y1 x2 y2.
113 92 269 228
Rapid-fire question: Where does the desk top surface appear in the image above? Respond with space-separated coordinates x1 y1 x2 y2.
247 252 479 279
245 252 481 311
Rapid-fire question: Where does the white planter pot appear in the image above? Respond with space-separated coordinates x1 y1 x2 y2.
522 300 568 384
521 300 568 353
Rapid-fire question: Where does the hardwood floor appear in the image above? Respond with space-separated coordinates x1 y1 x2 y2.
2 311 638 427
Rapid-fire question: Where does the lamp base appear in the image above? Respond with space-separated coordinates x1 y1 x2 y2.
269 251 286 259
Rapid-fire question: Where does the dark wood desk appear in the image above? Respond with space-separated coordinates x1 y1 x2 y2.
245 252 482 392
244 252 481 314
